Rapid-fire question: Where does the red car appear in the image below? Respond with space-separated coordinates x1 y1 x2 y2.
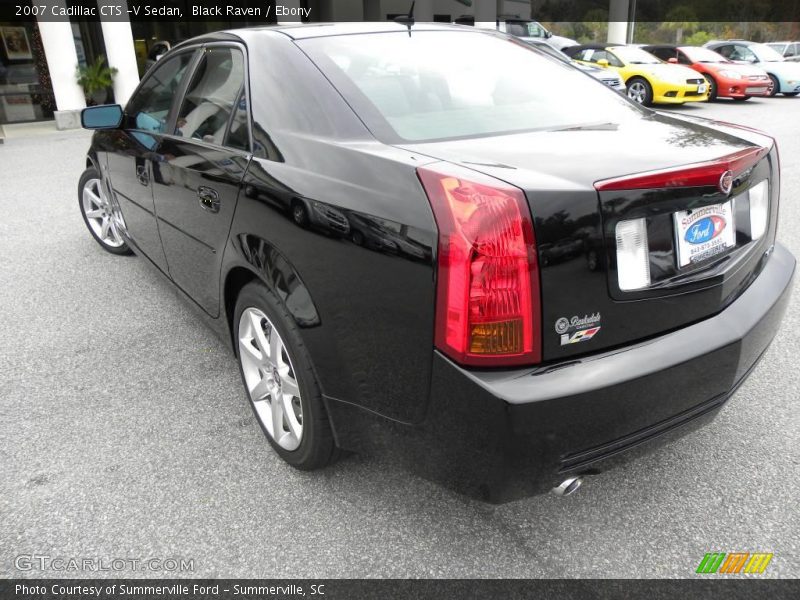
644 44 772 100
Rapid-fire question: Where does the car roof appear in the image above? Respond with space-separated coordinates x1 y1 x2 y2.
247 21 469 39
706 39 754 46
175 21 503 51
171 22 493 51
565 43 613 50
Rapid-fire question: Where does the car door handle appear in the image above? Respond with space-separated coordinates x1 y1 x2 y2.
197 186 220 213
136 165 149 186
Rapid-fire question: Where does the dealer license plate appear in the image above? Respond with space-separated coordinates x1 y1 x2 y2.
673 200 736 267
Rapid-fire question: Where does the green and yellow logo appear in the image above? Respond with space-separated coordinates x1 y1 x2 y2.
696 552 773 574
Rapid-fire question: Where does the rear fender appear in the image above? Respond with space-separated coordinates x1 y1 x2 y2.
222 234 321 346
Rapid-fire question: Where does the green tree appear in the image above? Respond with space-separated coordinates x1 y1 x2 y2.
662 6 699 44
684 30 713 46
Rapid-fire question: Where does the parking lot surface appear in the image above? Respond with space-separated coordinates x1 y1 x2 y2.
1 97 798 578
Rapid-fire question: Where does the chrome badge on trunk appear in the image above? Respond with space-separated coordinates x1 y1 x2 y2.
555 313 602 346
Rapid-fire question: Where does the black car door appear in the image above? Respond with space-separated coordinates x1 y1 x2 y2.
106 49 198 273
151 45 251 317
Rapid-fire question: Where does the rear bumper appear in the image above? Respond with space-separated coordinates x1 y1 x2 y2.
328 244 794 502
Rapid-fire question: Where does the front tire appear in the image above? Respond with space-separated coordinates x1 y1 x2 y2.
291 200 309 227
626 77 653 106
784 92 799 97
767 74 779 97
703 74 718 101
78 167 131 255
733 96 751 101
234 281 337 470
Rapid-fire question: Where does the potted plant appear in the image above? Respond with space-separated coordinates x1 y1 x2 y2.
76 56 118 105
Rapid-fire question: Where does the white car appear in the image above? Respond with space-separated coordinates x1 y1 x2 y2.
456 16 577 51
705 40 800 96
766 41 800 62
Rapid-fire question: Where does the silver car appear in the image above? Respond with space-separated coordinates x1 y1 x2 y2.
526 39 626 93
766 41 800 62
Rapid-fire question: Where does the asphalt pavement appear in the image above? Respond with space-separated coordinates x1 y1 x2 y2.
1 96 798 579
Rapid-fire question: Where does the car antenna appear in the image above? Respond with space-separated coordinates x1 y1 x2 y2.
394 1 415 37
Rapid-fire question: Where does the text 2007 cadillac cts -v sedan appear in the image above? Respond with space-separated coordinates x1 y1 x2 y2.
79 23 795 502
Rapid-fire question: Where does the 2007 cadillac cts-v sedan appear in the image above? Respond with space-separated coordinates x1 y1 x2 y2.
78 23 794 502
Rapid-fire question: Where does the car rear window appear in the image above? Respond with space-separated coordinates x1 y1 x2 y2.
299 31 642 143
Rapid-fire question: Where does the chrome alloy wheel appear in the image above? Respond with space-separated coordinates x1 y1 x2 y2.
238 307 304 451
82 178 124 248
627 81 647 104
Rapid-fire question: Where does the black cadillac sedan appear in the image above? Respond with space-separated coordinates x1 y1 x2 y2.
79 23 795 502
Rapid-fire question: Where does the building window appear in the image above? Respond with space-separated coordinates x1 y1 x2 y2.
0 20 55 124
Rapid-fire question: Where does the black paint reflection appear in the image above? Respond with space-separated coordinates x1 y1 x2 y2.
241 159 433 264
238 234 320 327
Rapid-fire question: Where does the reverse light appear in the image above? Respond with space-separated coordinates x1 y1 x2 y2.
615 218 651 291
748 179 769 240
417 164 541 367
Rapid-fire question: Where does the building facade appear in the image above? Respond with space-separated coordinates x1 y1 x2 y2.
0 0 553 127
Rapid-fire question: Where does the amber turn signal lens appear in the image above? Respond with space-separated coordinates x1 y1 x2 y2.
469 320 523 355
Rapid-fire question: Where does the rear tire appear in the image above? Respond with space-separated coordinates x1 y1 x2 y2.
626 77 653 106
78 167 132 255
784 92 799 97
234 281 337 470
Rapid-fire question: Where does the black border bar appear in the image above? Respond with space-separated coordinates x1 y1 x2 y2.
2 579 799 600
1 0 798 23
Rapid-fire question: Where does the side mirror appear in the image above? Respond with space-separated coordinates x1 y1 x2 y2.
597 59 609 68
545 30 552 39
82 104 123 130
667 57 678 64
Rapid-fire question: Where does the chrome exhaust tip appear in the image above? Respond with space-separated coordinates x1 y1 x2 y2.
552 476 583 497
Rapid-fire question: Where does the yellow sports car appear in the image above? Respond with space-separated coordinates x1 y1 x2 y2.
563 44 709 106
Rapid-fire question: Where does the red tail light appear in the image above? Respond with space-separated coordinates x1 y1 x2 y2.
594 146 769 191
417 164 541 367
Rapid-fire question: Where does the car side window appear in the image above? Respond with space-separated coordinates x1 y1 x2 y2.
677 51 692 65
126 52 195 133
174 47 245 147
649 47 672 62
581 49 610 64
526 23 546 38
587 50 619 67
788 43 799 57
224 87 250 152
715 45 733 59
730 45 757 62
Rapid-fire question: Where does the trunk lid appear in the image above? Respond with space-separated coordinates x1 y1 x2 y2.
400 112 778 362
